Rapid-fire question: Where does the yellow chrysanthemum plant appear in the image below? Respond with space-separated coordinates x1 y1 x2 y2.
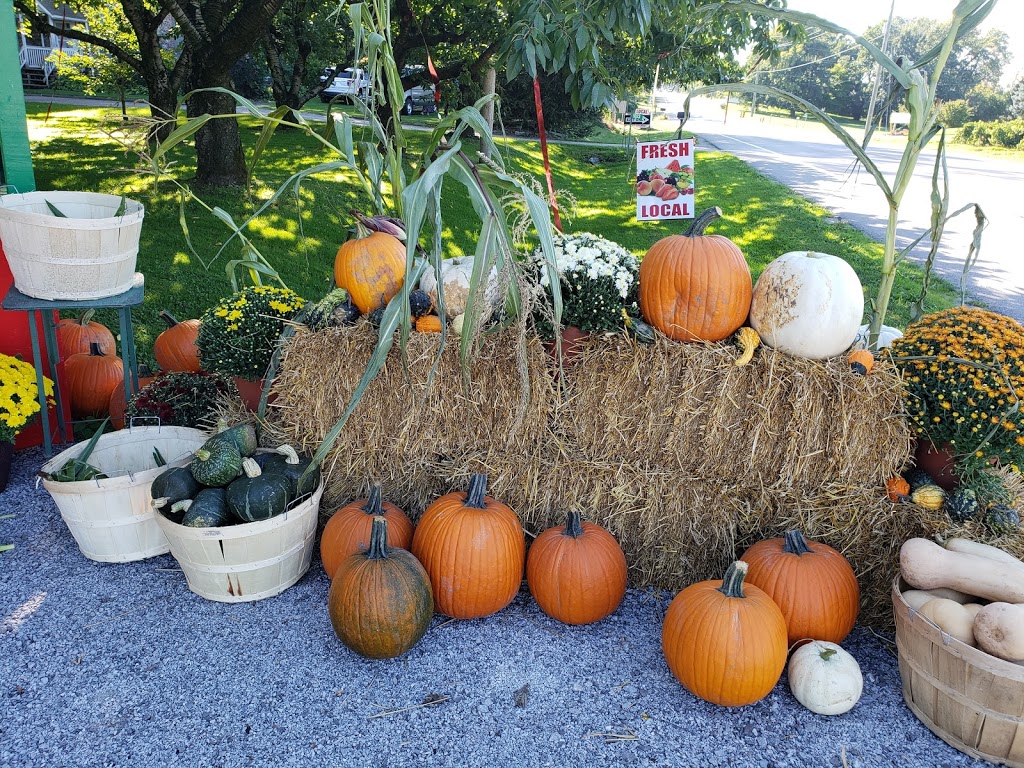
195 286 305 380
0 354 55 444
890 308 1024 484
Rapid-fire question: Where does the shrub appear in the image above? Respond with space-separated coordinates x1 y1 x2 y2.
990 120 1024 149
955 122 977 143
496 72 602 138
937 99 973 129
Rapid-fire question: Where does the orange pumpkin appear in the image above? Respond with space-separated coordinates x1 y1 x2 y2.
154 311 202 372
328 516 433 659
56 309 115 358
638 207 752 342
65 342 124 418
415 315 443 333
411 473 525 619
526 511 627 625
108 366 156 430
740 529 860 646
333 223 406 315
320 486 414 579
662 560 788 706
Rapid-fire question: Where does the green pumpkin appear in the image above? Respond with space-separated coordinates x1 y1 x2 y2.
986 504 1021 536
190 439 243 487
260 444 321 498
945 487 979 523
177 488 232 528
226 458 292 522
151 467 202 510
209 422 258 457
625 316 657 344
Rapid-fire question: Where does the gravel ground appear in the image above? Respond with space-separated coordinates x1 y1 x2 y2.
0 447 990 768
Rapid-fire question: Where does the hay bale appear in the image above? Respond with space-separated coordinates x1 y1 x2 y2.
269 324 916 627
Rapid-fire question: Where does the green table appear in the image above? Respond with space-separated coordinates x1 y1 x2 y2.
2 274 144 456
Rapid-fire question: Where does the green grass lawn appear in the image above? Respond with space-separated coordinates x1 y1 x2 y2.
21 101 957 368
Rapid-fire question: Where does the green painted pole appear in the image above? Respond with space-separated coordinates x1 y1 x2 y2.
0 0 36 192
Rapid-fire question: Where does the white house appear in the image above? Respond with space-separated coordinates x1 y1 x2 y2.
17 0 87 87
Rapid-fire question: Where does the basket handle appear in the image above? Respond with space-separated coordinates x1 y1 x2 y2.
0 185 21 197
128 416 162 432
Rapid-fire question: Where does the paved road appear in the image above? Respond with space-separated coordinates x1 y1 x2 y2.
683 101 1024 322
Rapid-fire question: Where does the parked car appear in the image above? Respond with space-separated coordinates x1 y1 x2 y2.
320 67 371 103
402 82 437 115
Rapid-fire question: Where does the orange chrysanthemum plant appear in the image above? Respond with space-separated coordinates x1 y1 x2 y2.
890 308 1024 489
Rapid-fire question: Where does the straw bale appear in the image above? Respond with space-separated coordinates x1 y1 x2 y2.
268 323 917 627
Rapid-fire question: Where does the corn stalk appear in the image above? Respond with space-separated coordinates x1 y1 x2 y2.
687 0 996 348
147 0 562 481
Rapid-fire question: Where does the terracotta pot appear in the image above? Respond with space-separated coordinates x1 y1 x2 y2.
544 326 590 367
0 441 12 494
914 440 959 492
233 377 276 412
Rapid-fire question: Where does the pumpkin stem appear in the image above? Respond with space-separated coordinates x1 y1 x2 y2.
818 647 838 662
78 309 96 325
151 496 170 509
465 473 489 509
88 341 105 356
275 444 301 465
365 515 390 560
783 530 813 556
241 457 262 479
159 310 180 328
362 485 383 516
563 510 584 538
684 207 723 238
717 560 749 599
170 499 192 514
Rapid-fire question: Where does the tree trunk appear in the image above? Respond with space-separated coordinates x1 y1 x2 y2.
188 86 248 187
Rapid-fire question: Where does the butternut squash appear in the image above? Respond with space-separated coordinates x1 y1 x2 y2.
944 538 1024 567
974 603 1024 662
963 603 984 621
918 598 976 646
900 538 1024 604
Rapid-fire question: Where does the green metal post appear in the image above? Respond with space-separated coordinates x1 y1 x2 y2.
0 0 36 192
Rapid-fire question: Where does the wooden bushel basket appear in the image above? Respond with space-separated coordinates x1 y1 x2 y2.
893 577 1024 766
155 480 323 603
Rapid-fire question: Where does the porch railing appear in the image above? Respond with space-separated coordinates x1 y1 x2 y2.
19 45 56 80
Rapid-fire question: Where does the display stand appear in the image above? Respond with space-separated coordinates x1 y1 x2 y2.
1 273 144 456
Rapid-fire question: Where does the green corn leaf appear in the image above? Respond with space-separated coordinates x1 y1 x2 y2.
152 113 212 163
0 545 13 553
251 104 295 176
152 447 166 467
45 200 67 217
114 196 127 217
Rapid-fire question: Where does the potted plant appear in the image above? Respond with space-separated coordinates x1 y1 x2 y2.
891 307 1024 497
125 371 233 428
0 353 54 493
195 286 305 410
529 232 642 362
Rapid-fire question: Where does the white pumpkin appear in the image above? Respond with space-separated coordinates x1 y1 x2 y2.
852 323 903 351
787 640 863 716
749 251 864 360
418 256 500 318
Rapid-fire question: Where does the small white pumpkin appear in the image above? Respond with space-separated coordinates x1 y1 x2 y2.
787 640 863 715
418 256 500 318
749 251 864 360
450 313 465 337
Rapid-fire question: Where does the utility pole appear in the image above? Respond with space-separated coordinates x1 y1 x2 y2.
863 0 896 140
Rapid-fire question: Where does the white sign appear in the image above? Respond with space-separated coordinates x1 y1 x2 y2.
635 139 695 221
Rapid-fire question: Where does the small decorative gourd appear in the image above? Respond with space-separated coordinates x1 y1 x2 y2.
415 315 443 333
945 487 979 523
733 327 760 366
911 484 946 511
209 421 258 457
904 468 936 492
740 529 859 646
986 503 1021 535
409 290 434 319
787 641 863 716
662 560 788 706
328 516 434 659
886 476 910 502
320 486 414 579
848 349 874 375
411 473 525 619
526 511 627 625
